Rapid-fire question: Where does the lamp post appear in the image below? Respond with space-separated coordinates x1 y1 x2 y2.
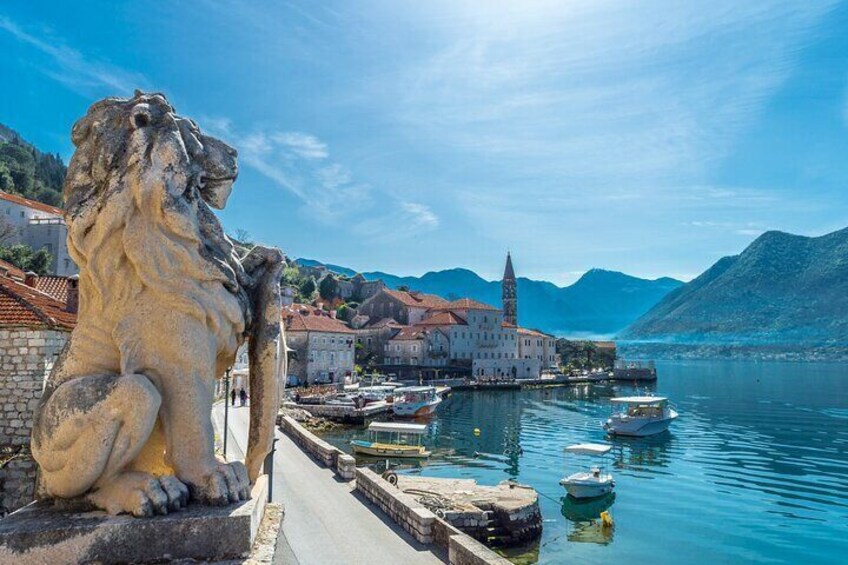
264 437 279 502
223 367 231 460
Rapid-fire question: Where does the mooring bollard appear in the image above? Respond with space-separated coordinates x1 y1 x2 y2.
264 437 279 502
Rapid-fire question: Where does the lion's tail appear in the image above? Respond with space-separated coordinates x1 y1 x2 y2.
244 268 285 484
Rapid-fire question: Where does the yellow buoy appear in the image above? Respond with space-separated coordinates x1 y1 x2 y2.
600 511 614 528
473 428 481 436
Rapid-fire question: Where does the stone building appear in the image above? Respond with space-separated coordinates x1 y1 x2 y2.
0 268 77 514
283 305 355 385
382 326 452 379
0 191 77 276
357 288 448 325
515 327 557 375
353 317 402 370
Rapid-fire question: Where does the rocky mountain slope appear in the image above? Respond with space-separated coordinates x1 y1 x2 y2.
621 227 848 346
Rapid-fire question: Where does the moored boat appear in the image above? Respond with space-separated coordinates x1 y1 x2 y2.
392 386 442 417
350 421 431 458
603 396 678 437
559 443 615 499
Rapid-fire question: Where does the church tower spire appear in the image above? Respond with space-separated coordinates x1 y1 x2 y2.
502 252 518 326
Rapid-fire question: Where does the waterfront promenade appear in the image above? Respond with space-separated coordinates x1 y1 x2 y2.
212 403 445 564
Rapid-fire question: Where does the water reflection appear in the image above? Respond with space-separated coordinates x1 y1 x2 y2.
318 361 848 563
560 492 616 522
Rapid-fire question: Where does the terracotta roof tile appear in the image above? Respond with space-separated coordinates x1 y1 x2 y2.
433 298 499 311
35 276 70 303
517 327 553 338
418 311 467 326
0 274 75 330
384 289 449 309
0 191 64 216
282 305 354 334
0 259 25 281
389 326 426 341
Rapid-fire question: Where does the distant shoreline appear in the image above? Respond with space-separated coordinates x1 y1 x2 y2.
617 342 848 362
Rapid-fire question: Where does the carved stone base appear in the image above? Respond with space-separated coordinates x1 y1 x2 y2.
0 475 268 564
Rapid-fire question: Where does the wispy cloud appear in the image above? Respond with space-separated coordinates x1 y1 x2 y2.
205 118 438 237
0 15 148 96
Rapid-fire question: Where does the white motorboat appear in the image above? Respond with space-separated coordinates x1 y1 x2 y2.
603 396 678 437
392 386 442 418
559 443 615 499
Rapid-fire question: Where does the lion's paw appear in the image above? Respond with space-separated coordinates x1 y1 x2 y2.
88 472 190 517
188 461 251 506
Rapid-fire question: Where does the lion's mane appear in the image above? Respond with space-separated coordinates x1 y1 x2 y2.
60 93 247 381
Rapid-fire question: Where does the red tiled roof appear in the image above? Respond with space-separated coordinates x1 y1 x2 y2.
517 327 552 338
383 289 448 309
366 317 402 329
36 276 70 303
0 259 25 281
389 326 426 341
0 191 64 216
418 311 467 327
282 305 354 334
0 274 75 330
434 298 499 312
502 322 517 328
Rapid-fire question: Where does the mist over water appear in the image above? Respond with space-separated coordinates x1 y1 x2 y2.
320 361 848 563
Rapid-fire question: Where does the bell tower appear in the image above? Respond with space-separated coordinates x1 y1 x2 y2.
502 252 518 326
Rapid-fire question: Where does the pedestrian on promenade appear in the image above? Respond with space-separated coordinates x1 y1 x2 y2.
239 388 248 407
231 388 236 406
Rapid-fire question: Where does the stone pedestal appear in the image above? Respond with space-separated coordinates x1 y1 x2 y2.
0 476 268 565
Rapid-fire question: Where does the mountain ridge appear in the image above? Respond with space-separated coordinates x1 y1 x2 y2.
621 226 848 347
296 258 682 337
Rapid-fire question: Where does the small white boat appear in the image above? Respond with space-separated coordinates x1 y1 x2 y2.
392 386 442 418
560 443 615 499
350 421 431 458
603 396 678 437
357 385 397 404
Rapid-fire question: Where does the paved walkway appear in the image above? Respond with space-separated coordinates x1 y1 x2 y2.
212 403 445 565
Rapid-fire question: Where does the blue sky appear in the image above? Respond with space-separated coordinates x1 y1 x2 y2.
2 1 848 284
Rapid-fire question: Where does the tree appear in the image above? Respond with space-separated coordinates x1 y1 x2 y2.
230 228 252 245
299 277 316 299
0 216 18 245
0 244 52 275
318 275 338 301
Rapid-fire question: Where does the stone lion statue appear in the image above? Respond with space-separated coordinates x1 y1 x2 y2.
31 91 285 517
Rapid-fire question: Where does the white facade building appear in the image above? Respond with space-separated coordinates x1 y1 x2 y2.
0 191 77 276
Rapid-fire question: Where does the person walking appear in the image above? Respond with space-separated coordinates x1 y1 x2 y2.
239 388 248 407
231 388 236 406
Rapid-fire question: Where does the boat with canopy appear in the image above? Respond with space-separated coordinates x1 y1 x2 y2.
603 396 678 437
559 443 615 499
350 421 431 458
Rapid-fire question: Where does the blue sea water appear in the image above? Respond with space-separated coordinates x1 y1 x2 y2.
319 361 848 564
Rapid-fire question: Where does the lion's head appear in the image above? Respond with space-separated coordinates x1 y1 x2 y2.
64 91 247 333
66 90 237 216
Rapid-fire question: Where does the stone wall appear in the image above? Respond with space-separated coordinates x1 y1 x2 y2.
280 417 517 564
355 467 512 565
355 467 435 544
279 416 355 480
0 328 68 515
